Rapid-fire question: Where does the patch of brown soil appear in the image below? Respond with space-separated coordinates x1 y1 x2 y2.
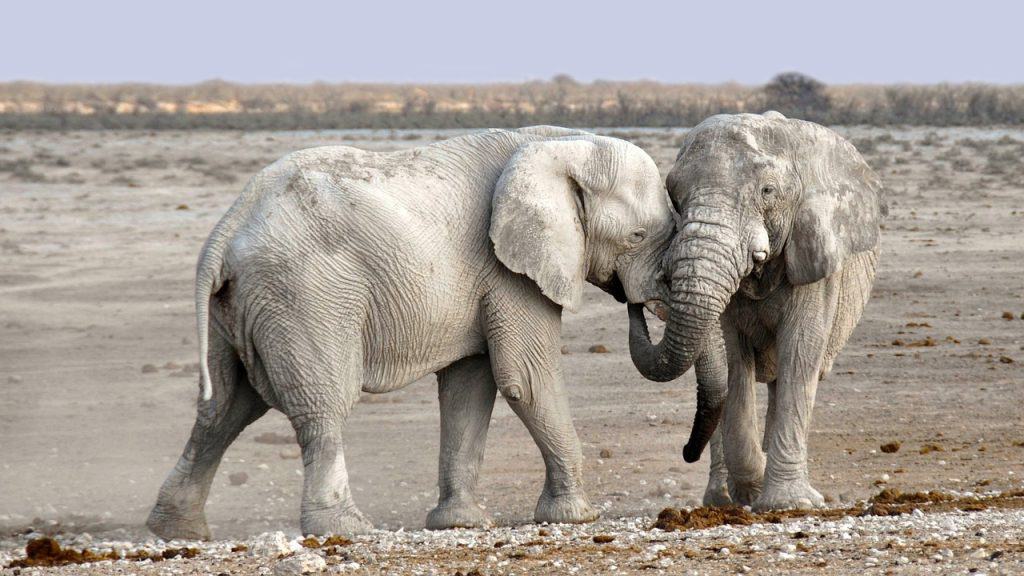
7 537 199 568
653 506 756 531
652 489 1024 532
871 488 952 505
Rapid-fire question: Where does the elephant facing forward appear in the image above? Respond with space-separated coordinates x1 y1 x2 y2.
147 126 676 539
629 112 885 510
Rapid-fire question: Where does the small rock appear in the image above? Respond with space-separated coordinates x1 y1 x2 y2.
999 356 1014 364
593 534 615 543
229 471 249 486
968 548 989 560
588 344 610 353
141 364 158 374
560 345 570 355
1001 311 1014 320
274 552 326 575
599 448 613 459
978 337 992 345
880 441 901 453
6 375 23 384
176 204 190 211
248 531 293 557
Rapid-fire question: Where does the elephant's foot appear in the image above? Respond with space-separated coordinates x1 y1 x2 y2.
146 505 211 541
702 474 733 507
426 497 492 530
752 479 825 512
534 491 599 524
727 476 763 507
301 504 373 537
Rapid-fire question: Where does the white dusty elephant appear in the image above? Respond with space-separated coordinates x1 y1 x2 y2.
628 112 885 510
147 126 676 539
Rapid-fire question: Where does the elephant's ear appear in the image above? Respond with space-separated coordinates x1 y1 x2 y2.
785 124 887 285
490 140 596 312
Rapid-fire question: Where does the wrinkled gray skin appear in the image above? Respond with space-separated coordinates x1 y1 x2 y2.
147 126 675 539
629 112 885 511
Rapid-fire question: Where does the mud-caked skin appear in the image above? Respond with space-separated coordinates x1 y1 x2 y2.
147 126 676 539
628 112 885 511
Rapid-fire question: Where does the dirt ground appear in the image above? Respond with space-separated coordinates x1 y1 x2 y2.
1 126 1022 573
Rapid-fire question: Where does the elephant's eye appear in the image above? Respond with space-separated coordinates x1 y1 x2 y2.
761 185 776 196
629 229 647 244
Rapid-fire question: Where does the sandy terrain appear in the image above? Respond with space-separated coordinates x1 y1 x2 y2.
1 126 1022 573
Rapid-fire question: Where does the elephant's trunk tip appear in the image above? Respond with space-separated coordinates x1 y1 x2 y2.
681 442 704 463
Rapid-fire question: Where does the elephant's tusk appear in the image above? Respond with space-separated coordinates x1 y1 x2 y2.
644 300 669 322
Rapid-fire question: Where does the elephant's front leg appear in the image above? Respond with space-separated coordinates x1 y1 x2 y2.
426 354 497 529
753 303 829 511
486 296 598 525
721 337 767 506
702 428 732 506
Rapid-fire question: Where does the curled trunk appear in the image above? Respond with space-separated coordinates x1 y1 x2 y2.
628 231 743 461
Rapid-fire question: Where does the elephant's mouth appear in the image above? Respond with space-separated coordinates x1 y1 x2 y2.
598 273 628 304
643 299 669 322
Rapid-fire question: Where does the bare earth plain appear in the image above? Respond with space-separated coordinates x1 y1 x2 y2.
0 126 1022 574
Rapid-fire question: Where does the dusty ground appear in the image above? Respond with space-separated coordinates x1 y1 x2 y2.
1 126 1022 573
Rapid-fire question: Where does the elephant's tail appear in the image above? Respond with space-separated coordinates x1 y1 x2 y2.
195 227 230 402
195 192 253 402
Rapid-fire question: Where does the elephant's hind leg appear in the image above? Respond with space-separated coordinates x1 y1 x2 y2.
262 331 371 537
147 330 269 540
426 354 497 530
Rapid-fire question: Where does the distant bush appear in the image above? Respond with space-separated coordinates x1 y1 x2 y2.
763 72 831 120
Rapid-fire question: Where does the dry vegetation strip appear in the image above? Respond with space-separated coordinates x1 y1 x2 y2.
3 76 1024 129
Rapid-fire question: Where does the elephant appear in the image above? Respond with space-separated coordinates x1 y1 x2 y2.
147 126 676 540
627 112 885 510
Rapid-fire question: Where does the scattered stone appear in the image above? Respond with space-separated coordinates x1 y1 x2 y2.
176 204 190 211
880 441 901 453
599 448 613 459
999 355 1014 364
248 531 293 558
919 443 944 455
560 345 570 354
978 337 992 345
592 534 615 543
274 552 326 575
229 471 249 486
1001 311 1015 320
588 344 610 353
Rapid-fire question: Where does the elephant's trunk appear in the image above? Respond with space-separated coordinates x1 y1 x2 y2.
628 221 746 460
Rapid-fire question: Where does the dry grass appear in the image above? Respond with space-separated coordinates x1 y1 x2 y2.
3 79 1024 129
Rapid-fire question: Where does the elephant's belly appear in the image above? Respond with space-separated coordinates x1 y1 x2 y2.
359 300 488 394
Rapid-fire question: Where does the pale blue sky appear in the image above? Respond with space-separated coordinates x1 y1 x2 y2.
6 0 1021 84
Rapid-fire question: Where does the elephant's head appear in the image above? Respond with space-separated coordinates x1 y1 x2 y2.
628 112 886 461
489 133 674 312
